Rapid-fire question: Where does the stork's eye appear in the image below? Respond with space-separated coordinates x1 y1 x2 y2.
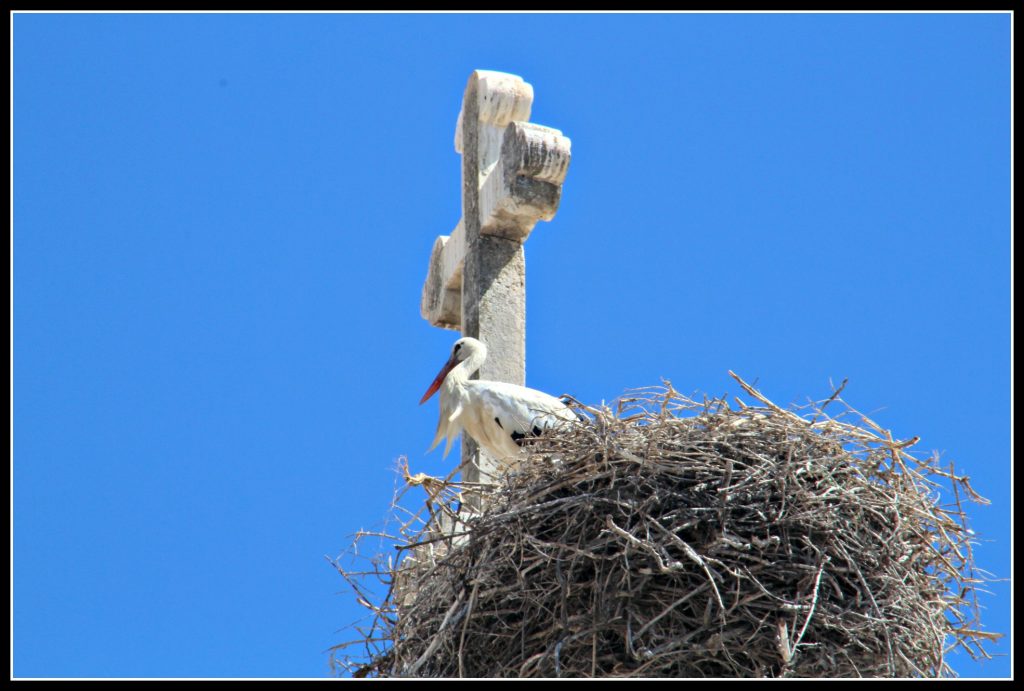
454 343 462 353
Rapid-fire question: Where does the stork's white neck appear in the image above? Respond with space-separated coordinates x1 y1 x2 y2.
443 345 487 389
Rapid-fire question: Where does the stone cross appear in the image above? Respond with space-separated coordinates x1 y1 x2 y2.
420 70 571 487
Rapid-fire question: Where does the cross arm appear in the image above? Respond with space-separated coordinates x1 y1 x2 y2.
420 219 467 331
480 121 571 242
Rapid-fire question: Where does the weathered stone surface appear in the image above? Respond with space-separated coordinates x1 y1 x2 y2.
462 235 526 388
420 72 571 331
420 226 464 331
480 122 570 242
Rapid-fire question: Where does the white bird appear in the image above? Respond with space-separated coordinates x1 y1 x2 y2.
419 337 577 467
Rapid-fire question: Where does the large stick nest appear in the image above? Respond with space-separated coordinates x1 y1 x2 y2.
334 374 996 678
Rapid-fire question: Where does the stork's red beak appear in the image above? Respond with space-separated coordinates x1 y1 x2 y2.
419 356 456 404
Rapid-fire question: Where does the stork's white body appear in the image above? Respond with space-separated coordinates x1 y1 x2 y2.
421 338 576 467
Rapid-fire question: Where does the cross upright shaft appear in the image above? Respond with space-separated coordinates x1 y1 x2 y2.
421 70 571 486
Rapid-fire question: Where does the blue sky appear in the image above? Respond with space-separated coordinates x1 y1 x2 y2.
13 12 1010 678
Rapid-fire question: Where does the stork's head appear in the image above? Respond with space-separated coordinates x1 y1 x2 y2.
419 337 487 404
450 336 486 363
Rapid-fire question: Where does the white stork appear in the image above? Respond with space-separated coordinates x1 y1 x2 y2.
419 337 577 466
